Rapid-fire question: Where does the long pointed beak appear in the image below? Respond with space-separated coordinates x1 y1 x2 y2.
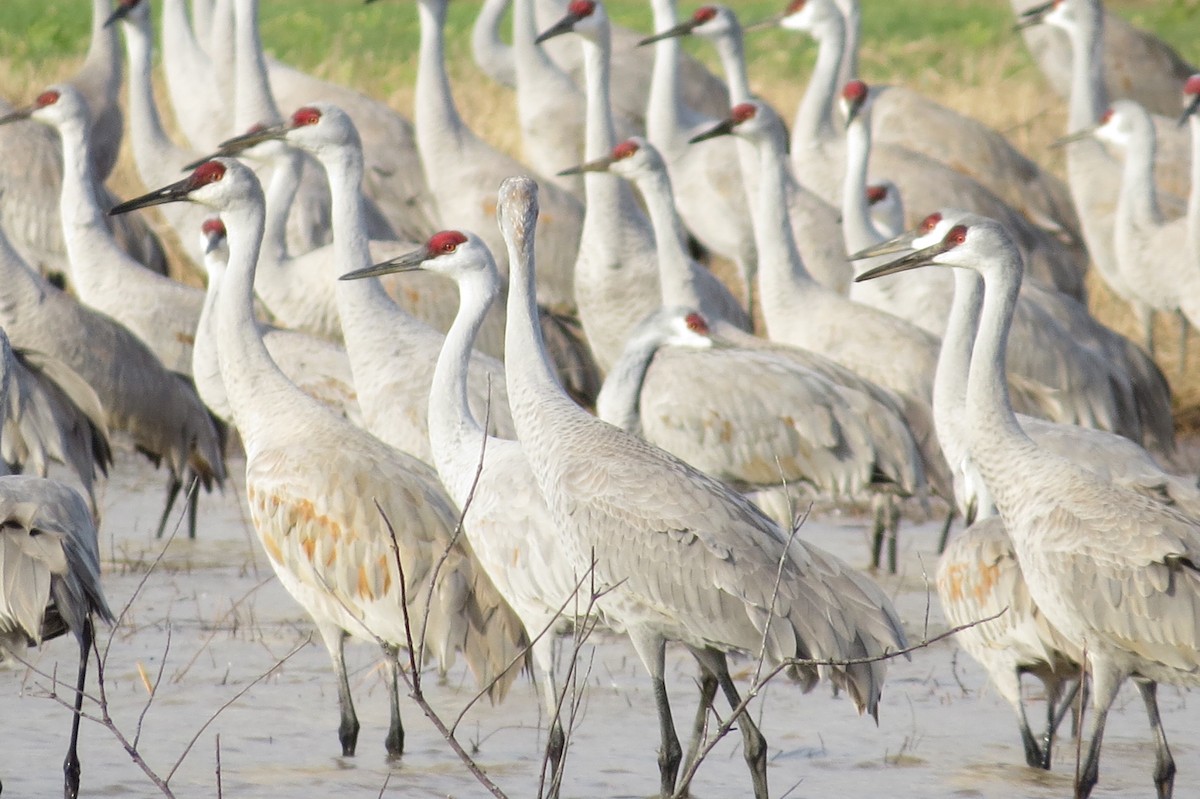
848 230 923 261
339 247 429 281
638 20 701 46
558 155 616 176
1012 0 1055 31
854 241 950 282
217 124 290 155
1050 126 1096 148
103 4 133 28
109 175 195 215
689 118 737 145
0 106 33 127
536 14 580 44
1179 95 1200 128
743 12 786 32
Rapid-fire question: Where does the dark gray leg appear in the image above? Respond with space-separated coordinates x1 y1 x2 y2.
1136 679 1175 799
317 626 359 757
682 668 718 780
154 472 183 539
870 497 885 571
63 619 92 799
652 674 682 798
713 658 768 799
384 649 404 757
185 474 200 540
936 506 956 555
886 499 901 574
1076 691 1114 799
1014 684 1044 769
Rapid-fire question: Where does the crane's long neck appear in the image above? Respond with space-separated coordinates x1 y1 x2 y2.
1064 9 1106 131
712 23 752 105
430 267 500 466
965 254 1034 463
841 107 881 252
1190 116 1200 255
84 0 121 100
163 0 206 66
192 0 215 47
514 0 562 87
634 166 702 309
56 120 108 237
416 0 468 145
595 331 659 435
218 197 311 460
193 247 230 420
750 127 817 327
210 0 236 104
122 14 183 169
792 12 845 151
834 0 861 88
1117 117 1162 225
473 0 514 87
262 148 302 263
933 267 982 468
647 0 694 145
233 0 282 130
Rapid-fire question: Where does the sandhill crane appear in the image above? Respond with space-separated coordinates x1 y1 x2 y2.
640 0 758 304
498 172 906 799
76 0 124 182
693 104 952 554
1067 99 1196 370
0 468 113 799
1012 0 1197 119
473 0 517 89
161 0 228 153
937 516 1083 769
855 215 1200 799
569 136 932 569
776 0 1090 300
0 201 223 541
341 229 599 787
841 83 1167 450
642 3 853 297
538 0 749 371
5 86 205 378
116 157 528 758
820 0 1082 246
192 217 361 424
412 0 584 314
218 104 518 463
1019 0 1191 354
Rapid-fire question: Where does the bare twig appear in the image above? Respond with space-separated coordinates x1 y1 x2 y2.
133 626 173 749
215 734 222 799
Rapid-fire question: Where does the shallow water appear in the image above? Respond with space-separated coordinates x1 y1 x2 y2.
1 449 1195 798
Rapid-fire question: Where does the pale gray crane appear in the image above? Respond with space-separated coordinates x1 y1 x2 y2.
341 229 599 788
0 199 223 541
855 215 1200 799
115 157 528 758
937 516 1083 770
160 0 228 153
0 468 113 799
1019 0 1191 354
842 84 1167 451
537 0 749 372
76 0 125 182
413 0 584 314
822 0 1082 245
641 3 854 297
640 0 758 305
569 136 933 570
777 0 1090 300
1012 0 1197 119
473 0 518 89
192 217 362 425
218 104 519 463
5 86 205 378
1066 99 1196 370
499 174 907 799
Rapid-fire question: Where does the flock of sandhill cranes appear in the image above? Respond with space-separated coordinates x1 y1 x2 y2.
0 0 1199 797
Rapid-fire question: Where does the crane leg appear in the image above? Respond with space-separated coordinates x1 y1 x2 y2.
1135 679 1175 799
681 662 719 786
936 506 957 555
154 472 183 539
1043 678 1083 769
886 500 901 574
318 624 359 757
1139 305 1156 358
186 474 200 540
63 618 92 799
1013 678 1043 769
629 632 680 798
384 648 404 757
713 659 768 799
869 497 886 571
1075 666 1121 799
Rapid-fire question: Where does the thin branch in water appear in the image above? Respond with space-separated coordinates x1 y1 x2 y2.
133 626 173 750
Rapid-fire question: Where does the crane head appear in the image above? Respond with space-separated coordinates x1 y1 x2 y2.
104 0 147 28
200 218 228 257
840 80 870 127
111 159 263 218
0 85 88 132
1013 0 1065 32
536 0 605 44
214 104 359 161
558 137 657 179
638 6 724 46
853 213 1009 282
1180 75 1200 127
340 230 499 286
688 102 760 144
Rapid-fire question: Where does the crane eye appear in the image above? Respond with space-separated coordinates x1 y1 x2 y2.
35 90 61 108
427 231 468 257
944 225 968 247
